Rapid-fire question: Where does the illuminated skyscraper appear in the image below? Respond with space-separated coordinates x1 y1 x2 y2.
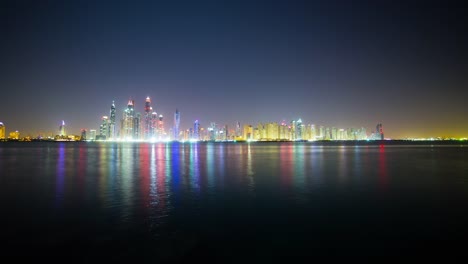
143 97 152 139
376 123 384 140
122 99 134 139
151 111 158 139
89 129 96 140
266 122 279 140
174 109 180 141
134 112 141 139
319 126 325 140
331 127 337 140
209 122 217 141
158 115 164 140
81 129 87 141
0 122 5 139
243 124 253 140
193 120 200 140
100 116 109 139
236 121 241 137
296 119 303 140
59 120 66 136
109 101 116 139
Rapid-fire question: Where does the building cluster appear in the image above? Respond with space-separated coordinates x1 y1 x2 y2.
0 97 386 142
86 97 177 141
66 97 385 142
182 119 369 142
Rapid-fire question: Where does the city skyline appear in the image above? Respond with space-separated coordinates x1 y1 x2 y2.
1 0 467 139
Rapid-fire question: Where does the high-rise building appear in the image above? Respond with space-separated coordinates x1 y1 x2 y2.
310 124 316 140
279 122 287 140
295 119 303 140
134 112 141 139
376 123 384 140
193 120 200 140
209 122 217 141
325 127 331 140
243 124 253 140
81 129 87 141
143 97 152 139
158 115 164 140
0 122 5 139
319 126 325 140
109 101 116 139
331 127 337 140
59 120 66 136
122 99 135 139
223 125 228 141
174 109 180 141
100 116 109 139
151 111 158 139
266 122 279 140
290 120 296 140
236 121 241 137
89 129 96 140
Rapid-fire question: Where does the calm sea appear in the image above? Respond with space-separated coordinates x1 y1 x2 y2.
1 142 467 260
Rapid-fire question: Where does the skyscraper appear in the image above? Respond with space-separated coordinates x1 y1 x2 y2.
151 111 158 139
193 120 200 140
100 116 109 139
0 122 5 139
134 112 141 139
122 99 134 139
143 97 152 140
174 109 180 141
89 129 96 140
376 123 384 140
109 101 116 139
59 120 66 136
158 115 164 140
81 129 87 141
295 119 303 140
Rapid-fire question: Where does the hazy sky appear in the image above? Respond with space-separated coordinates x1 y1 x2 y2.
1 0 467 138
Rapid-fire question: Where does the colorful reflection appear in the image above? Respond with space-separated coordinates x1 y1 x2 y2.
55 143 65 207
378 144 388 191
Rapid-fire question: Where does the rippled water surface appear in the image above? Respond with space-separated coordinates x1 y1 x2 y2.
1 142 468 260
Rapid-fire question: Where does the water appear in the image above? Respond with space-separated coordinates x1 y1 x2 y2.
1 142 468 260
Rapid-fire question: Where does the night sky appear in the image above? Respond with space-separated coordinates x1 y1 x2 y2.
1 0 467 138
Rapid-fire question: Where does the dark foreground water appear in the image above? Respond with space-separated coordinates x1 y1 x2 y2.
1 142 468 260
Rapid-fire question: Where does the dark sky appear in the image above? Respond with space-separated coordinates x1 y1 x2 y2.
1 0 467 138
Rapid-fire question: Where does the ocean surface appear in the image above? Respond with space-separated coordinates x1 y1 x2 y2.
1 142 467 260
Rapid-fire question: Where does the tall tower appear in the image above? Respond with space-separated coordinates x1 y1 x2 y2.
193 120 200 140
59 120 66 136
174 109 180 141
236 121 241 137
109 101 116 139
100 116 109 139
158 115 164 140
144 97 152 140
80 129 87 141
0 122 5 139
122 99 135 139
151 111 158 139
134 112 141 139
376 123 384 140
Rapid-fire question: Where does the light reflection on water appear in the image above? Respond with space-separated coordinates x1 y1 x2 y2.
1 142 468 259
